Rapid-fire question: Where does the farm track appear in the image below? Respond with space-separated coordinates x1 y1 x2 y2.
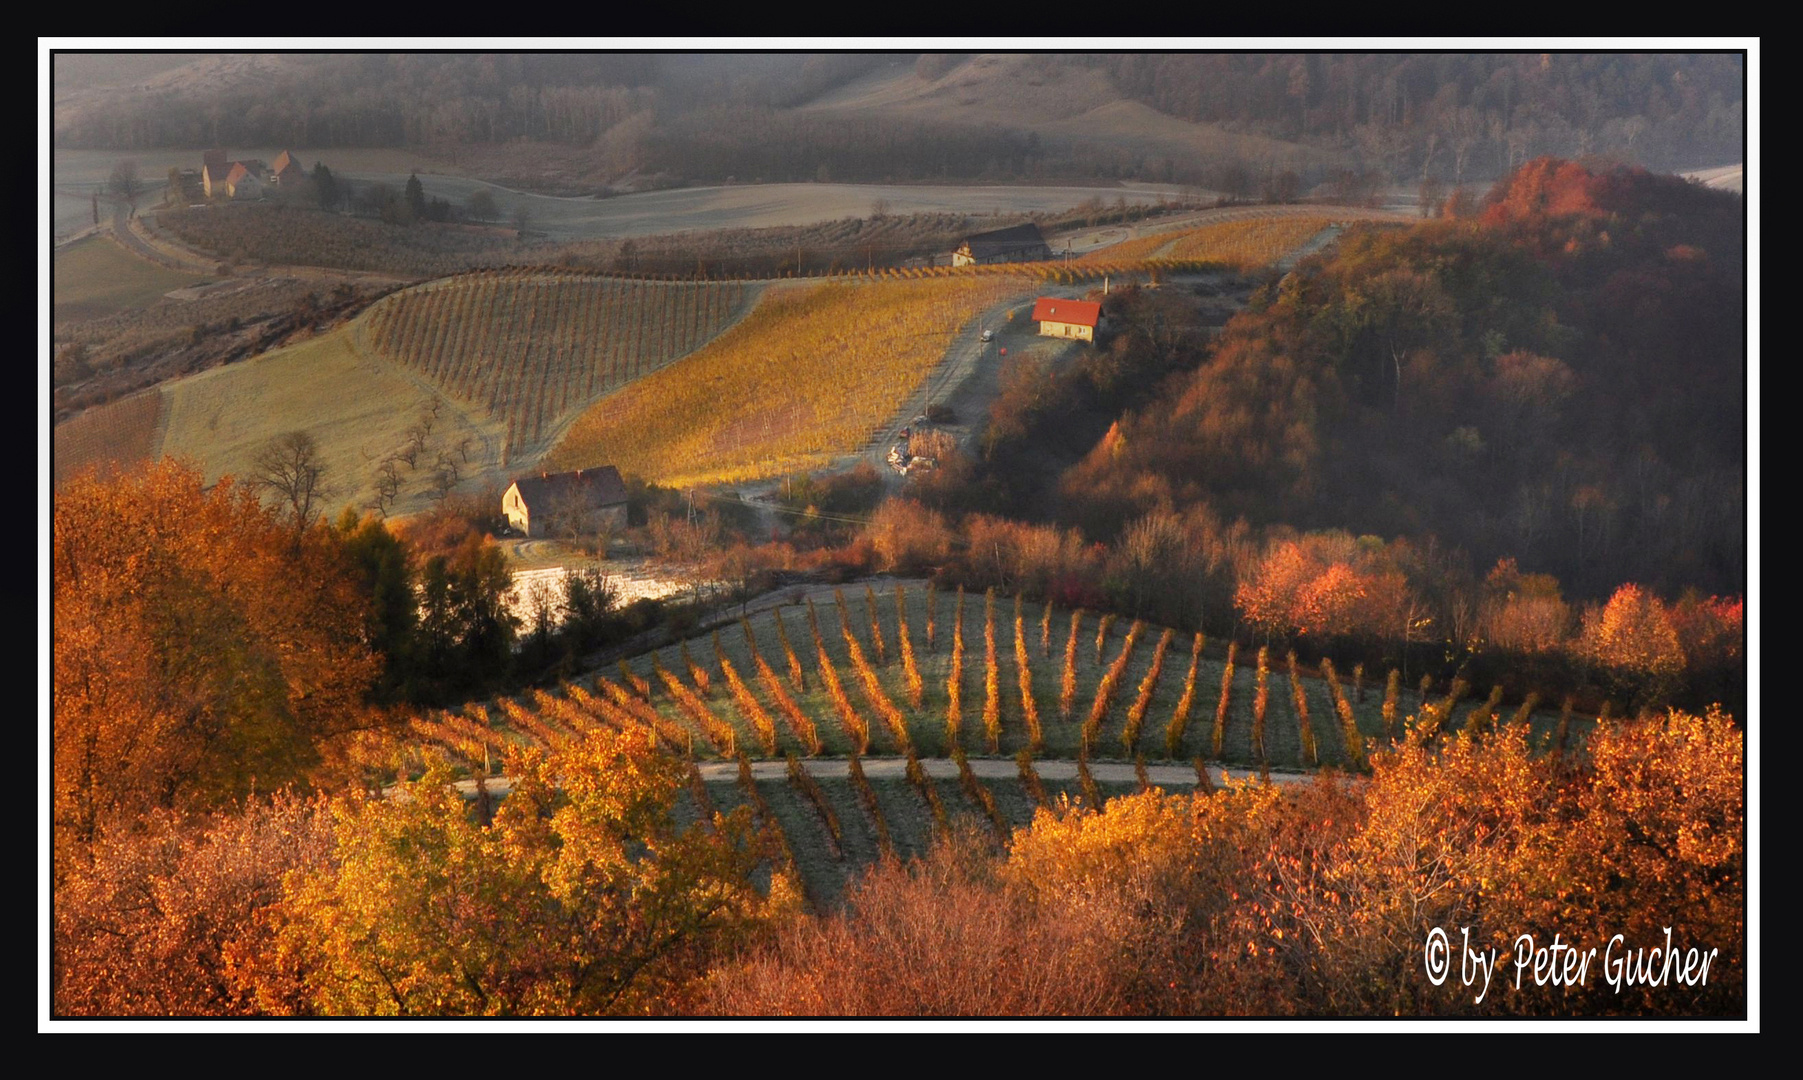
442 757 1311 802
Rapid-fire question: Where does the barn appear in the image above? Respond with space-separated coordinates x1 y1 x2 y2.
1032 297 1102 343
952 222 1052 267
503 466 628 538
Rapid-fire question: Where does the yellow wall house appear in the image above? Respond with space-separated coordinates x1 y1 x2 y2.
1032 297 1102 343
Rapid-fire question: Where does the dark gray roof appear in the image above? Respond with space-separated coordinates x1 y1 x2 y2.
510 466 627 511
957 222 1050 260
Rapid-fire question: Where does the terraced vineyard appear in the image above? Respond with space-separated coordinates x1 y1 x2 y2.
358 271 761 463
545 276 1035 488
378 580 1592 908
400 582 1583 771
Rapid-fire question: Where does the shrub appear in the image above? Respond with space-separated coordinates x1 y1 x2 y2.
786 753 843 859
1163 633 1204 761
775 609 807 693
1381 669 1402 741
1082 620 1143 753
1122 628 1174 756
945 586 967 752
1014 594 1043 753
808 598 869 753
1061 609 1083 719
846 752 894 859
1287 651 1316 766
896 585 924 709
1016 747 1050 809
981 590 1002 753
719 651 779 756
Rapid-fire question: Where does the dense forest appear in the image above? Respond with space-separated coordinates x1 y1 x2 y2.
56 53 1742 184
1093 53 1744 176
1051 160 1743 600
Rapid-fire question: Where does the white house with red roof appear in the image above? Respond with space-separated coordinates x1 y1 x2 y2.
1032 297 1103 343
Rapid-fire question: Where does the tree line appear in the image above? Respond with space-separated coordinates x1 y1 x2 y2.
56 54 1741 185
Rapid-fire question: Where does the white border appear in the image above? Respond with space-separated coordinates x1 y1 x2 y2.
38 35 1759 1034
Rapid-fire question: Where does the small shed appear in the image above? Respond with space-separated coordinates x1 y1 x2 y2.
1032 297 1103 343
503 466 628 538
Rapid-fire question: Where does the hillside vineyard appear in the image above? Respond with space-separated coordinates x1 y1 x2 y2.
360 272 756 462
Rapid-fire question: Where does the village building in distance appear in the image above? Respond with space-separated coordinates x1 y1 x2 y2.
1032 296 1102 343
268 150 305 188
951 222 1052 267
198 149 302 199
503 466 629 538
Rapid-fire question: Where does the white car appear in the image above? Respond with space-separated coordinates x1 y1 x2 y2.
980 329 994 342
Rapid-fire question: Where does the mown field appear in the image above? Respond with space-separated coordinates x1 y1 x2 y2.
359 272 759 464
157 327 504 517
544 276 1036 488
53 234 204 323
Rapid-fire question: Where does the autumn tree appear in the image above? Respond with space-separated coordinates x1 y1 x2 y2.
53 793 335 1016
53 461 379 879
1580 583 1686 705
257 732 771 1016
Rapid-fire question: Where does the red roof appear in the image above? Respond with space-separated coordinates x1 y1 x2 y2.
1032 297 1102 328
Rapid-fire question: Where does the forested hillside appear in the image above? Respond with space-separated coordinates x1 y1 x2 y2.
1057 159 1745 599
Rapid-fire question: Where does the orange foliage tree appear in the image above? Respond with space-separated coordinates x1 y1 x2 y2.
53 460 379 878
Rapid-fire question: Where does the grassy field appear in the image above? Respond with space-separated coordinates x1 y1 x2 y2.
415 582 1583 774
53 235 204 323
52 390 165 484
545 276 1036 488
158 327 505 517
359 273 759 464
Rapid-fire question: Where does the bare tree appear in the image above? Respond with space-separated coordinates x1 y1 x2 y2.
108 160 142 210
373 460 401 517
428 467 456 503
252 431 331 533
